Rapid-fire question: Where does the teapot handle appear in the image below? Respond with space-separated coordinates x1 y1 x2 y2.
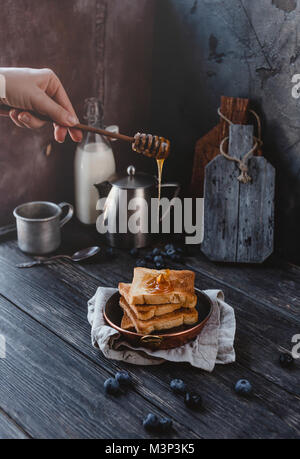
159 182 181 222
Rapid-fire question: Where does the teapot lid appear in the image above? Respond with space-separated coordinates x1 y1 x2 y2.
110 166 154 189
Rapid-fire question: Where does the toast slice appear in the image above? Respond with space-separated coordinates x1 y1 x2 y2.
128 268 197 306
119 283 196 320
119 296 198 334
121 312 135 331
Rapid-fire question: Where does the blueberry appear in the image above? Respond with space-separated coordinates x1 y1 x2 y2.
130 248 139 258
165 243 175 252
170 379 187 395
143 413 160 431
279 353 294 368
166 248 176 257
104 378 120 396
154 255 164 264
152 248 161 256
136 259 147 267
115 371 132 386
145 253 153 261
234 379 252 396
159 417 173 432
184 392 202 409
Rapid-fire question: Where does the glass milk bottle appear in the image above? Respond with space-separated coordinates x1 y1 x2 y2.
74 98 118 224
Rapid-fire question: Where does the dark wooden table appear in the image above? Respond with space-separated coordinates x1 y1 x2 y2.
0 222 299 439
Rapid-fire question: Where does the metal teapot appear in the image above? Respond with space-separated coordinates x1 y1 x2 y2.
94 166 180 249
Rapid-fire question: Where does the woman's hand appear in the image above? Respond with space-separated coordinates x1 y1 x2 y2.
0 67 82 143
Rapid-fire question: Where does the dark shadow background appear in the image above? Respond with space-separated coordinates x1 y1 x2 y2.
0 0 299 264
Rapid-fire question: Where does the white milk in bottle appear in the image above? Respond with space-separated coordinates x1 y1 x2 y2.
74 98 118 224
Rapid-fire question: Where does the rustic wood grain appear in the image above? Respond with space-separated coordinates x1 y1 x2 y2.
0 236 299 438
0 293 199 439
201 125 253 261
86 248 300 392
237 156 275 262
0 411 29 439
219 96 250 145
184 253 300 321
201 154 240 261
202 125 275 263
190 96 250 197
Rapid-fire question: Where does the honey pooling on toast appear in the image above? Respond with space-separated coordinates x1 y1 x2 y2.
145 271 173 294
132 133 170 159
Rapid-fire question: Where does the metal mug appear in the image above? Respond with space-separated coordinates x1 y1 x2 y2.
13 201 74 255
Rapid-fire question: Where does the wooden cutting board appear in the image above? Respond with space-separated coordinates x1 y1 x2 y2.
201 124 275 263
190 96 262 197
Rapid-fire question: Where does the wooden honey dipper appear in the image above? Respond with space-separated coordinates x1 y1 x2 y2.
0 105 170 159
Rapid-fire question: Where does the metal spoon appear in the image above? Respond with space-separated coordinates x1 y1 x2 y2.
17 246 101 268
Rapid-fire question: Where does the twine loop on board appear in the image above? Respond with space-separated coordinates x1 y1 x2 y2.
217 107 263 184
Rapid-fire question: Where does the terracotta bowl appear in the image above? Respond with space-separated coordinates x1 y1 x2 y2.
104 289 213 351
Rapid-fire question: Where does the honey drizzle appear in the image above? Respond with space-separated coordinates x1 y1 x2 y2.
157 158 165 204
157 158 165 222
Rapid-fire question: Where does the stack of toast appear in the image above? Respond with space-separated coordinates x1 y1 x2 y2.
118 268 198 335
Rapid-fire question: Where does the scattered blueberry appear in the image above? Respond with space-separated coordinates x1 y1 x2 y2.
104 378 120 396
184 392 202 409
115 371 132 386
166 248 176 257
145 254 153 261
170 379 187 395
165 243 175 252
152 248 161 256
136 259 147 267
154 255 164 264
159 417 173 432
234 379 252 396
279 353 294 368
130 248 139 258
143 413 160 431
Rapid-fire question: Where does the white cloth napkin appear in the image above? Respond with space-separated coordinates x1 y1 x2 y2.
87 288 236 372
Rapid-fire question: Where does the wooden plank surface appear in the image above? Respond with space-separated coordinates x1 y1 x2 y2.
201 126 254 261
202 125 275 263
0 410 29 439
185 253 300 320
237 156 275 262
0 239 299 438
0 293 200 439
74 247 300 393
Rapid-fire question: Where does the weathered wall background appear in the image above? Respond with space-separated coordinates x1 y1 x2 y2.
0 0 155 224
151 0 300 263
0 0 299 263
